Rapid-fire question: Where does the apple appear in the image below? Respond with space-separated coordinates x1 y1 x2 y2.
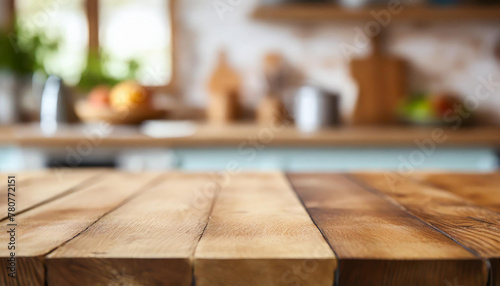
88 85 111 107
431 93 462 118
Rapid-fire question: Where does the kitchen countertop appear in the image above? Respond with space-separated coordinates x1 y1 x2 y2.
1 123 500 148
1 170 499 285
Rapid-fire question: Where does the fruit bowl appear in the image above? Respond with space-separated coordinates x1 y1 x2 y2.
398 91 474 127
75 81 166 125
75 100 166 125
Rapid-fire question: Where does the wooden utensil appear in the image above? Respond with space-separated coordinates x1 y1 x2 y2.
257 52 288 125
257 96 286 125
207 90 240 124
207 50 242 123
351 35 407 125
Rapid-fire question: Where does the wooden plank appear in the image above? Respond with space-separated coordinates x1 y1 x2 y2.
0 172 160 286
415 172 500 213
0 171 44 193
351 173 500 286
194 172 336 286
289 174 486 286
0 170 101 220
46 173 218 286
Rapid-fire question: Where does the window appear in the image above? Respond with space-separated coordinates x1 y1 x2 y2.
12 0 174 89
99 0 172 86
15 0 88 85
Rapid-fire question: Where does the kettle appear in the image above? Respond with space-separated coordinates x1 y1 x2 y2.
40 76 76 135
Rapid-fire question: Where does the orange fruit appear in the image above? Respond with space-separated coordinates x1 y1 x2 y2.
109 81 150 111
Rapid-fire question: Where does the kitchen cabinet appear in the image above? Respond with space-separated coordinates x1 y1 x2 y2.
173 147 497 171
0 146 24 171
2 146 495 172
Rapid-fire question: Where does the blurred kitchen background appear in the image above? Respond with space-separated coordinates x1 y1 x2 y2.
0 0 499 172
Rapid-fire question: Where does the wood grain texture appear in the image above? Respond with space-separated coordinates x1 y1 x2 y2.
416 172 500 213
47 173 218 286
0 171 43 196
0 172 160 286
289 174 486 286
351 173 500 286
194 172 336 286
1 171 497 285
0 170 100 220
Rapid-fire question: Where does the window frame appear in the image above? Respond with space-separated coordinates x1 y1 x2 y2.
8 0 177 94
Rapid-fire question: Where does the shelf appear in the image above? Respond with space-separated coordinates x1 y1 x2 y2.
252 4 500 22
4 124 500 148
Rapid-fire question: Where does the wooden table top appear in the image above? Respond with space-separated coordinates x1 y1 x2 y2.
1 123 500 148
1 170 499 286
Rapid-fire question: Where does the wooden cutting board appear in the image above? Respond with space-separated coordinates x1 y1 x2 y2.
351 36 407 125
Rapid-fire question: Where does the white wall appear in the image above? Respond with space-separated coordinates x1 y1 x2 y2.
177 0 500 123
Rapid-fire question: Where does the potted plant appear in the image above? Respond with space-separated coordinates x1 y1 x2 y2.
0 25 59 123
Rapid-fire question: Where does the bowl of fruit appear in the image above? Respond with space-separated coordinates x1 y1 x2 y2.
75 81 165 125
398 91 474 127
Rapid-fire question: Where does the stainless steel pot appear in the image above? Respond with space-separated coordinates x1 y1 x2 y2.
294 85 340 133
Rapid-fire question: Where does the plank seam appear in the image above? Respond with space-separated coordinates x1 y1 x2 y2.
0 171 105 223
190 177 223 286
285 173 339 286
407 174 496 286
343 173 493 286
41 173 166 285
43 172 166 257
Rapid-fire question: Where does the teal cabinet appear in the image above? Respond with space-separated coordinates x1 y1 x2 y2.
0 147 24 171
173 147 498 172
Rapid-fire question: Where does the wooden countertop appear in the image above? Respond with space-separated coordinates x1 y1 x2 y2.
1 123 500 148
1 170 499 285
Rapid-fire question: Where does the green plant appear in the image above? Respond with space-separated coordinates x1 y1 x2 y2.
77 51 142 93
0 24 60 76
0 28 34 75
1 23 142 92
77 51 120 92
